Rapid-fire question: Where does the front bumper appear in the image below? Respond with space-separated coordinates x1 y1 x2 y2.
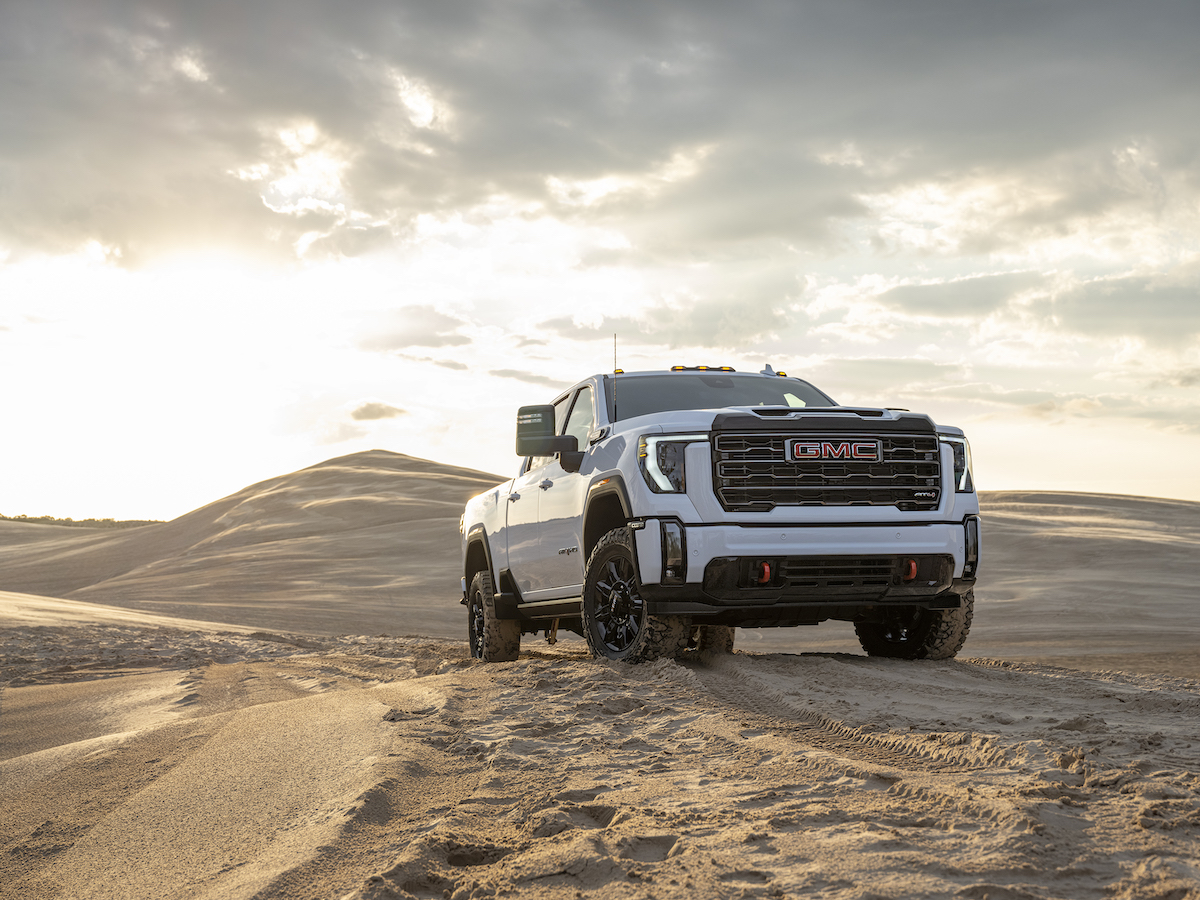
631 518 978 624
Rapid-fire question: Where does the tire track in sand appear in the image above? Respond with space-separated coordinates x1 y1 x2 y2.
674 654 1012 774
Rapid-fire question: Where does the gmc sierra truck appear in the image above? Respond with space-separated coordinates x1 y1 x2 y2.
459 366 980 663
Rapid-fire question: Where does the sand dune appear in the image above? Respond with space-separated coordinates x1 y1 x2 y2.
0 450 501 637
963 490 1200 676
2 452 1199 899
4 449 1199 670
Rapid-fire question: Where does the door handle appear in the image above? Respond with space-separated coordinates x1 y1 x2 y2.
507 493 521 502
539 479 554 490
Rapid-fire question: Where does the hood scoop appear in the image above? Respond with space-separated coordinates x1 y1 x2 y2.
748 406 888 418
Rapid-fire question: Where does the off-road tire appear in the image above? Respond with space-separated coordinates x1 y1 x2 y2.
467 571 521 662
854 591 974 660
685 624 736 658
582 526 690 663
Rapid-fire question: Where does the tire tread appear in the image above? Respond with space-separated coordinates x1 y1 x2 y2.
855 591 974 661
583 527 689 663
470 571 521 662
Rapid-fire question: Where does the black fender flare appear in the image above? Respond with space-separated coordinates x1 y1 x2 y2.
582 473 634 558
465 527 521 619
465 524 495 585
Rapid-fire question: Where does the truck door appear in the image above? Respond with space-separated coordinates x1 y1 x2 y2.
538 385 595 593
504 393 571 597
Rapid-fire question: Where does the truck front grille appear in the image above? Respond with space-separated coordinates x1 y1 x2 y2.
712 433 941 512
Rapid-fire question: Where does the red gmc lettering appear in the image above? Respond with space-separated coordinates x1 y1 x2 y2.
852 442 880 460
792 440 881 461
821 441 852 459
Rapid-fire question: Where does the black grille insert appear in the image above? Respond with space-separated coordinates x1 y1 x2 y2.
780 556 896 588
712 432 941 511
701 554 956 602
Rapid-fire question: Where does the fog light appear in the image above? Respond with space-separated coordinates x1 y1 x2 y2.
661 520 685 584
963 516 980 578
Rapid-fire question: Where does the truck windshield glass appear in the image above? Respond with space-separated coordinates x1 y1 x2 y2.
607 373 835 421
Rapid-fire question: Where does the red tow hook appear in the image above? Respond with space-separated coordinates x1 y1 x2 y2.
903 558 918 582
757 561 772 585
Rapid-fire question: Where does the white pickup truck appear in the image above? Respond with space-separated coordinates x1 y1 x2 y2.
459 366 980 663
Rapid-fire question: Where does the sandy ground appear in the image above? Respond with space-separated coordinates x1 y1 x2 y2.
2 451 1199 898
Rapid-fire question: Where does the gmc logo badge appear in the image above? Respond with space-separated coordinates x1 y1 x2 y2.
789 439 882 462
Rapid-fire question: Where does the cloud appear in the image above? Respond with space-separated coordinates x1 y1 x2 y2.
360 306 471 350
5 1 1200 267
1150 367 1200 389
488 369 569 389
878 272 1044 317
919 380 1200 433
435 359 468 371
799 357 971 408
320 421 367 444
350 401 405 421
1050 268 1200 346
543 268 805 349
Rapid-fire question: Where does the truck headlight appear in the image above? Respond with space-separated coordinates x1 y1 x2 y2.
940 436 975 493
638 434 708 493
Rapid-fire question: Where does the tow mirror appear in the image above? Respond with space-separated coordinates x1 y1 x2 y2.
516 405 579 457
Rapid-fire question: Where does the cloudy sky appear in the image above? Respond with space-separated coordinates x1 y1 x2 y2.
3 0 1200 519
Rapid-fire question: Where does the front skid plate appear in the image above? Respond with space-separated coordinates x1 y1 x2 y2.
638 584 965 625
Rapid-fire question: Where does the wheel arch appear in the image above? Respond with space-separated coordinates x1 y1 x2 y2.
583 475 633 560
464 525 494 588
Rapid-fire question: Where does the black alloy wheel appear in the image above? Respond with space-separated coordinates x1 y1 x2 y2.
581 526 690 662
468 588 487 659
592 556 645 654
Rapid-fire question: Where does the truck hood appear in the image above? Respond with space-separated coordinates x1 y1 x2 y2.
613 405 957 436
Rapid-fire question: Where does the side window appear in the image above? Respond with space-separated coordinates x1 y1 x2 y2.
528 394 572 471
562 386 594 452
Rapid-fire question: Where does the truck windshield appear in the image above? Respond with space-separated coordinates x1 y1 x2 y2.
607 373 836 421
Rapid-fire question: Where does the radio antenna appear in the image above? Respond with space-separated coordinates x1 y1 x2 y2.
612 333 618 421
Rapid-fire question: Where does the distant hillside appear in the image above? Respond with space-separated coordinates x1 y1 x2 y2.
0 514 163 529
2 460 1199 666
0 450 502 637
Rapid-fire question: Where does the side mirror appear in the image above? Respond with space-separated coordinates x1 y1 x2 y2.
515 405 579 457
